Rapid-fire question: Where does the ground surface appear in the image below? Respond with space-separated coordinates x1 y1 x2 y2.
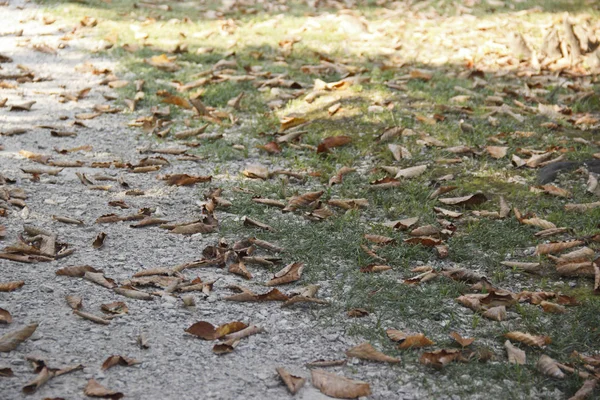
0 0 599 399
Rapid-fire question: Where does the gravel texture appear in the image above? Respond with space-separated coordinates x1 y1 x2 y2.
0 1 424 399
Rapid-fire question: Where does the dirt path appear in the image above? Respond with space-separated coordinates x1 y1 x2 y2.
0 1 412 399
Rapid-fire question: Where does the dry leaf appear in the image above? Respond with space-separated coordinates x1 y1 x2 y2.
439 193 487 207
398 333 435 349
283 191 323 212
276 367 306 395
311 369 371 399
450 332 474 348
92 232 106 249
242 164 269 180
163 174 212 186
185 321 247 340
316 136 352 153
0 281 25 292
101 355 140 370
84 379 124 399
346 342 400 363
66 295 83 310
505 331 551 347
266 262 304 286
569 379 597 400
486 146 508 159
419 349 460 369
504 340 526 365
364 234 395 245
482 306 506 321
0 324 38 352
395 164 428 179
537 355 565 379
535 241 584 255
56 265 99 277
0 308 12 324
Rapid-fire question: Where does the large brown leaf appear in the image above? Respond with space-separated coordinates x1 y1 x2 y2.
265 262 304 286
311 369 371 399
0 324 38 352
276 367 306 395
185 321 247 340
84 378 124 399
345 342 400 363
316 136 352 153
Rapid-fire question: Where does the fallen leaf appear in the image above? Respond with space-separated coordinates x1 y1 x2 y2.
265 262 304 286
419 349 460 369
163 174 212 186
84 378 124 399
398 333 435 349
276 367 306 395
0 308 12 324
316 136 352 153
439 193 487 207
569 379 597 400
0 281 24 292
0 324 38 352
225 286 288 302
537 355 565 379
283 191 323 212
65 295 83 310
504 340 526 365
505 331 551 347
101 355 140 370
100 302 128 314
311 369 371 399
486 146 508 159
92 232 106 249
450 332 474 348
346 342 400 363
185 321 247 340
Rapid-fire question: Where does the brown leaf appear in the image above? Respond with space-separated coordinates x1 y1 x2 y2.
279 116 307 132
398 333 435 349
242 164 270 180
486 146 508 159
439 193 487 207
346 342 400 363
225 287 289 302
482 306 507 321
404 236 442 247
395 164 428 179
419 349 460 369
276 367 306 395
84 378 124 399
100 302 128 315
65 295 83 310
360 264 392 273
73 310 110 325
265 262 304 286
22 366 53 394
504 340 526 365
283 191 323 212
347 308 369 318
163 174 212 186
569 379 597 400
0 324 38 352
364 234 395 245
539 184 571 198
243 216 275 232
0 308 12 324
0 281 24 292
10 101 35 111
92 232 106 249
83 271 116 289
311 369 371 399
540 301 566 314
535 240 584 255
257 141 281 154
0 367 14 377
161 94 191 109
316 136 352 153
56 265 100 277
449 332 474 348
185 321 247 340
228 261 252 280
101 355 140 370
505 331 551 347
537 355 565 379
146 54 180 72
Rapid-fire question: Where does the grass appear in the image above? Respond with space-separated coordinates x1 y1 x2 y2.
37 0 600 398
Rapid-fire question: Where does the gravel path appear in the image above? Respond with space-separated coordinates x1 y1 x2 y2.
0 1 420 399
